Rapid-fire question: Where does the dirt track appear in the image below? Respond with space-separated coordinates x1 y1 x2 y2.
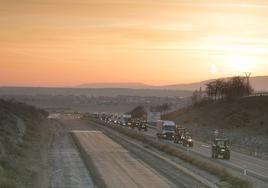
72 131 175 188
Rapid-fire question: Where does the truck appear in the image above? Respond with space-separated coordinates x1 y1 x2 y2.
156 120 176 140
147 112 161 126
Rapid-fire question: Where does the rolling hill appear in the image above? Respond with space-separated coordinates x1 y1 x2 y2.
78 76 268 91
164 96 268 157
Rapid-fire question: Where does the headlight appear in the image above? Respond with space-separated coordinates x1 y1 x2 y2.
188 139 192 142
221 149 225 152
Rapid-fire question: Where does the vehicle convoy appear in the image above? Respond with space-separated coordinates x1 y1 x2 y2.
138 120 148 131
119 114 132 127
156 120 176 140
131 119 140 129
212 138 230 160
131 119 148 131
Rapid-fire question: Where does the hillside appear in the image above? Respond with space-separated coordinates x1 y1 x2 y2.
165 96 268 158
0 100 49 188
77 82 152 89
77 76 268 91
157 76 268 91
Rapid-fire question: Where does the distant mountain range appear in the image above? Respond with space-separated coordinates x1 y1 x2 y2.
77 76 268 91
78 83 152 89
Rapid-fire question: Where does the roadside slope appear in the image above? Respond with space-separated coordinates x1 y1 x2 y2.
0 99 50 188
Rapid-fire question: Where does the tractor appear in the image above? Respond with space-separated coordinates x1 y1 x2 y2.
182 133 194 147
211 138 230 160
174 127 186 144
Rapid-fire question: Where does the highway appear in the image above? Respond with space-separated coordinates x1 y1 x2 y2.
50 113 268 187
52 115 210 188
143 127 268 183
71 131 176 188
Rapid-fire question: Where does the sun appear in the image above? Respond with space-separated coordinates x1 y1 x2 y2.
209 64 218 74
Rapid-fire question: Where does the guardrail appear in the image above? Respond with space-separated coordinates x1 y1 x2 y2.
248 92 268 97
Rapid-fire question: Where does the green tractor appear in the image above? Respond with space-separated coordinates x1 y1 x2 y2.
174 127 186 144
182 133 194 147
211 138 230 160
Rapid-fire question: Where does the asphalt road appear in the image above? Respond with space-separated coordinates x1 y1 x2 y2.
72 131 176 188
51 115 212 188
144 127 268 183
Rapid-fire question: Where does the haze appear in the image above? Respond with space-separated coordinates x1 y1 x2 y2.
1 0 268 87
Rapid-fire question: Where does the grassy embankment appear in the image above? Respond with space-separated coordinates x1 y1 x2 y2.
165 96 268 158
0 99 50 188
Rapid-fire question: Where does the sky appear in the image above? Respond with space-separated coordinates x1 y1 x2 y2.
1 0 268 87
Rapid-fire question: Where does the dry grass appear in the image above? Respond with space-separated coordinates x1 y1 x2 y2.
0 99 49 188
164 96 268 158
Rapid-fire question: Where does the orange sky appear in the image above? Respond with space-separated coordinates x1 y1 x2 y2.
1 0 268 87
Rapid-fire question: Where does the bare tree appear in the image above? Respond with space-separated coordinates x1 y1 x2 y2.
205 76 253 101
129 105 147 119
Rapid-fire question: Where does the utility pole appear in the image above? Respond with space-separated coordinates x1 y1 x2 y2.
244 72 252 94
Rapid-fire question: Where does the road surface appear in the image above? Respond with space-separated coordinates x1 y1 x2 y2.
48 119 95 188
72 130 176 188
143 126 268 183
49 115 209 188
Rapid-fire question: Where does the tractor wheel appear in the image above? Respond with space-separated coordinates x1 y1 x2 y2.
225 152 230 160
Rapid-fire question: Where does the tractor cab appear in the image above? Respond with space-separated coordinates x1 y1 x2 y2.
174 127 186 143
212 138 230 160
182 132 194 147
